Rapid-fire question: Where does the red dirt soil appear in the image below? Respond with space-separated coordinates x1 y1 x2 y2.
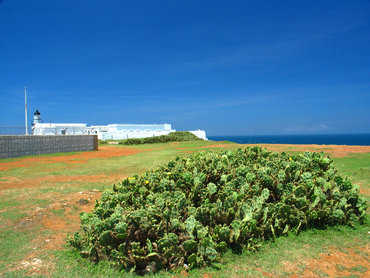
200 143 370 158
0 146 141 171
0 173 126 190
287 246 370 278
12 190 102 276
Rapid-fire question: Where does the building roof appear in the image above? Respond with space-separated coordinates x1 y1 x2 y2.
34 109 41 115
33 123 87 127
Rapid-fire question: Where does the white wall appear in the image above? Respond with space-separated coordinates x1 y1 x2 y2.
189 130 208 140
32 123 87 135
99 130 174 140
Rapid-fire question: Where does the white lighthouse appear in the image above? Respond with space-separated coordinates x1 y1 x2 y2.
33 110 42 125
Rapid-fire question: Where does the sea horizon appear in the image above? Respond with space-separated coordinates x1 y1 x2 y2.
208 133 370 146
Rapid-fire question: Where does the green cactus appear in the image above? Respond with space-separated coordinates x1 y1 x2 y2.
183 239 197 252
69 147 367 273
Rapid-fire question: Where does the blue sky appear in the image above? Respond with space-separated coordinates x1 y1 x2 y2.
1 0 369 136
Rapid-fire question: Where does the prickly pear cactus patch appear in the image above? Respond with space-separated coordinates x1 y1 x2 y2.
68 147 367 273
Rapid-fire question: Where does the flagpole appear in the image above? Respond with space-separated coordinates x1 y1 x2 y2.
25 87 28 135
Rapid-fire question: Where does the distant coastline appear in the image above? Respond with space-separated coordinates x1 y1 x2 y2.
208 134 370 146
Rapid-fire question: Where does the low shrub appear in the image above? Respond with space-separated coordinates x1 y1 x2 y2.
119 131 202 145
98 139 108 145
68 147 367 273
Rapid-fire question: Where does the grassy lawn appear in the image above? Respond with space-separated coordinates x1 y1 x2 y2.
332 153 370 202
0 141 369 277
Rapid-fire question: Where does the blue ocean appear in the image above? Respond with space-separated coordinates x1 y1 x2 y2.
208 134 370 146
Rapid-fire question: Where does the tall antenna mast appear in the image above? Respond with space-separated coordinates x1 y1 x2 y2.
25 87 28 135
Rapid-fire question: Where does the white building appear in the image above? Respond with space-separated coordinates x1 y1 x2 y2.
90 123 176 140
32 123 88 136
31 110 207 140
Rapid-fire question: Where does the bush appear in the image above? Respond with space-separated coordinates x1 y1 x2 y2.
119 131 202 145
68 147 367 273
98 139 108 145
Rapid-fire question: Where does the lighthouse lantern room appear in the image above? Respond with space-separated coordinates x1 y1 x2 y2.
33 110 42 125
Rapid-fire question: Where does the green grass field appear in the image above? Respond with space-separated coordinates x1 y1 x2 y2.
0 141 369 277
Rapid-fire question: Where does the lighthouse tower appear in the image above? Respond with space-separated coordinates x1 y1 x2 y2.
33 110 42 125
